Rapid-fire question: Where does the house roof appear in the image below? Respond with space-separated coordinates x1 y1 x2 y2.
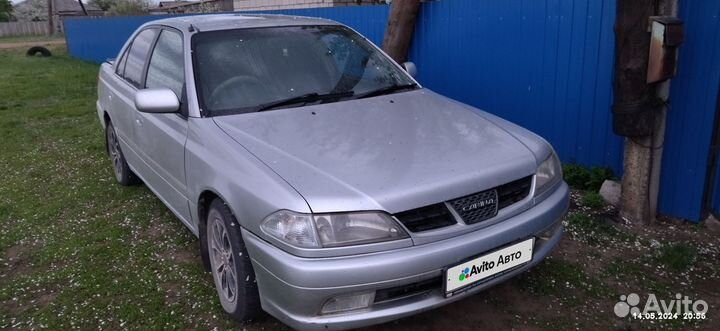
158 1 196 9
54 0 102 14
153 0 217 11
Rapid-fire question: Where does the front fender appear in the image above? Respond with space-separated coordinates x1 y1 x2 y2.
185 117 311 236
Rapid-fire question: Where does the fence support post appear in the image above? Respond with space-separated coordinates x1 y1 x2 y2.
381 0 420 64
47 0 54 35
614 0 681 224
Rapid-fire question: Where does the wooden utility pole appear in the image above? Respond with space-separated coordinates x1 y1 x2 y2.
47 0 54 35
613 0 657 223
381 0 421 64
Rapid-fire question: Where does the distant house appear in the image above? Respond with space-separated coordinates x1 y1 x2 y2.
149 0 381 16
149 0 234 14
48 0 103 32
232 0 381 11
54 0 104 17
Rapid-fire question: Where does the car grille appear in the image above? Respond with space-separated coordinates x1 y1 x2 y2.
497 175 533 209
393 176 533 232
393 203 456 232
448 189 499 225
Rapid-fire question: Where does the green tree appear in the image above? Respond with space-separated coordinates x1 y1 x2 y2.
12 0 47 22
107 0 148 16
0 0 12 22
89 0 113 11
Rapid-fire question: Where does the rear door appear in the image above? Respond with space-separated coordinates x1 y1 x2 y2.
133 28 192 225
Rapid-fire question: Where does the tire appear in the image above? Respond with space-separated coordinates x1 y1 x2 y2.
26 46 52 57
105 123 139 186
206 198 262 322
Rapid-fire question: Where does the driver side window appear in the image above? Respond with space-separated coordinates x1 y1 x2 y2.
145 30 185 98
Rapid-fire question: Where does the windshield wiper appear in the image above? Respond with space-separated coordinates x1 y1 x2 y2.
353 83 418 100
256 91 354 112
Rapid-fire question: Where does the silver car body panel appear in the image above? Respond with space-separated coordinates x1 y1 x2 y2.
213 89 541 215
96 14 569 331
245 182 568 331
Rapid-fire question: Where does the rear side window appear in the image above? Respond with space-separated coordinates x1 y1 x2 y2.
145 30 184 97
123 29 158 87
115 48 129 76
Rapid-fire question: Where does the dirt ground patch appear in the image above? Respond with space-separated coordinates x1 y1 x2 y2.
1 244 33 280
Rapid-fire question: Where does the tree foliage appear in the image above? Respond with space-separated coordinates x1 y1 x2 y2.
88 0 113 12
0 0 12 22
184 1 221 14
12 0 46 22
106 0 149 16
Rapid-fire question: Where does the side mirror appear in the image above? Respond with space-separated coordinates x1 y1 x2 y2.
402 61 418 78
134 88 180 113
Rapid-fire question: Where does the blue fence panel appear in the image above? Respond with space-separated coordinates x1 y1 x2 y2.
64 15 174 63
64 0 622 175
408 0 621 174
658 0 720 222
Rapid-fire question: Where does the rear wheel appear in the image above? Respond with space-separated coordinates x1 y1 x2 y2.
207 198 262 322
105 123 138 186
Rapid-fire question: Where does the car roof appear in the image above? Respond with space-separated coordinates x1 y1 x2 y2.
145 13 341 32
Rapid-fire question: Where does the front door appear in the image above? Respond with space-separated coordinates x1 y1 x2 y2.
133 28 192 225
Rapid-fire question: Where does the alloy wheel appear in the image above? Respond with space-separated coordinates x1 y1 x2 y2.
108 129 123 180
210 217 238 304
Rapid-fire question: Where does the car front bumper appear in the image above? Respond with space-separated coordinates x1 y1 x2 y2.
243 182 569 331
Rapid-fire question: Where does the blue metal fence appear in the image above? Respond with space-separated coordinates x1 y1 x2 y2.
658 0 720 221
408 0 620 173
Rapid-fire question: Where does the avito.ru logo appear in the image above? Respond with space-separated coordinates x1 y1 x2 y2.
614 293 708 319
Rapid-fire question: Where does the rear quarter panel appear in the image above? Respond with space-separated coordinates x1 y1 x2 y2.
96 63 114 128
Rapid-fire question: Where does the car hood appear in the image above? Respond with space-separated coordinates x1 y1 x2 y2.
213 89 543 214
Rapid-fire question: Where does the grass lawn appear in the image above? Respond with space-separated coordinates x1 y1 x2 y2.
0 46 261 330
1 46 718 331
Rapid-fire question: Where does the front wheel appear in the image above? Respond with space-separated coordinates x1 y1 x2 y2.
207 199 262 322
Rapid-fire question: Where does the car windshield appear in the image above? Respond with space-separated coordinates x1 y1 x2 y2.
192 25 416 115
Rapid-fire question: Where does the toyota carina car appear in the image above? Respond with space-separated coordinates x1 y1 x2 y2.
96 14 569 331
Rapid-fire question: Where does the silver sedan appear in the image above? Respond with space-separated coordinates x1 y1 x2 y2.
96 14 568 331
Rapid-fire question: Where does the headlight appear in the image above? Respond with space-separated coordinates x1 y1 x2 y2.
261 210 409 248
535 152 562 194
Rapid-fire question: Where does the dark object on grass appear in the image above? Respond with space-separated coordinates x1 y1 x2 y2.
563 163 616 191
26 46 52 57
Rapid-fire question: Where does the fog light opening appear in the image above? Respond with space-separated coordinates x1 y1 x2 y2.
320 291 375 315
538 221 562 241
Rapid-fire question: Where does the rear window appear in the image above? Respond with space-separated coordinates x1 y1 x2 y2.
123 29 158 87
